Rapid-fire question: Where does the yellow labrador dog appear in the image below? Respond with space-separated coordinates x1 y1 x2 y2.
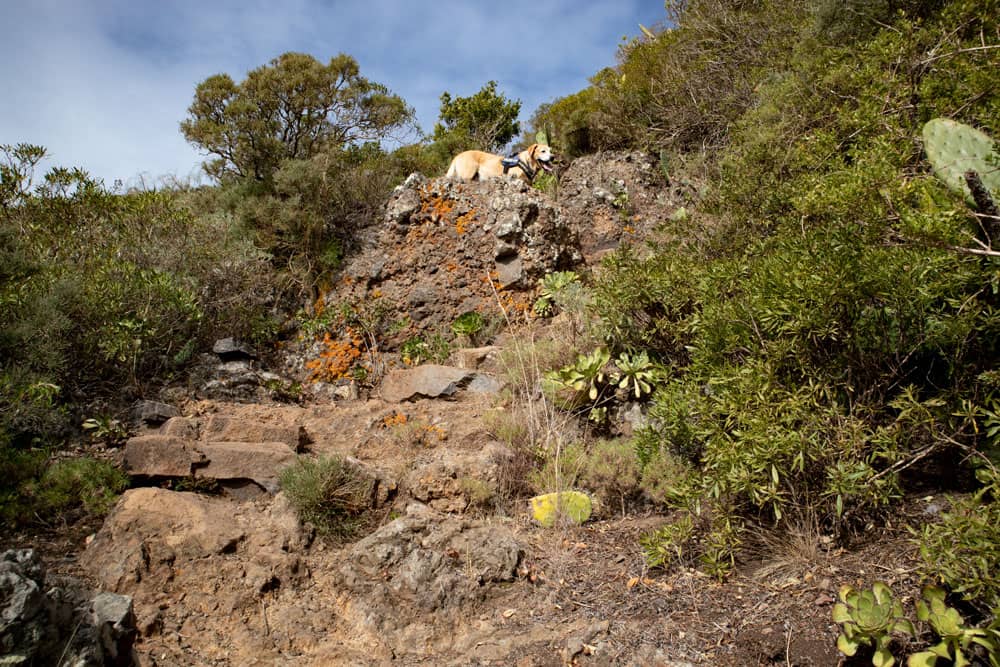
446 143 555 183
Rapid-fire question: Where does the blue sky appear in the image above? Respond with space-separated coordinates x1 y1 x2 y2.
1 0 666 187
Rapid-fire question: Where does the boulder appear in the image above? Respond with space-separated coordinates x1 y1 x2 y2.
129 400 178 426
212 337 256 361
331 176 583 348
82 488 248 592
404 444 508 512
337 504 523 635
448 346 500 370
124 435 205 478
202 414 306 451
0 549 137 666
196 441 298 493
379 365 475 402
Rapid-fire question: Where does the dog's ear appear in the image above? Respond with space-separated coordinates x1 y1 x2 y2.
528 143 538 158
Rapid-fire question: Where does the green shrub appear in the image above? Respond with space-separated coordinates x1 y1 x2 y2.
533 270 580 318
641 510 741 579
574 439 643 515
917 467 1000 614
911 585 1000 666
279 455 374 537
2 455 127 528
592 244 700 361
2 146 283 445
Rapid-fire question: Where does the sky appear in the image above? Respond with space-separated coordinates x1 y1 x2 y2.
0 0 667 188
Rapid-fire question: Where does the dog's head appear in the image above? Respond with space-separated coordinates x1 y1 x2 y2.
527 143 556 173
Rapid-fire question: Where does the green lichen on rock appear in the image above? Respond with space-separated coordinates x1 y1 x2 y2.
530 491 592 527
922 118 999 203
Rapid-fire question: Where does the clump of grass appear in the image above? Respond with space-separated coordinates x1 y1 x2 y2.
7 457 129 528
279 455 374 538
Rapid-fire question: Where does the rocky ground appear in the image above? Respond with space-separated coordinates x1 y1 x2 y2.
5 153 931 666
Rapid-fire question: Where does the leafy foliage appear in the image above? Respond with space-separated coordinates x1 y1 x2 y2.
1 454 127 529
181 52 413 183
533 270 580 317
451 311 485 340
917 466 1000 613
433 80 521 154
528 0 1000 606
1 144 280 457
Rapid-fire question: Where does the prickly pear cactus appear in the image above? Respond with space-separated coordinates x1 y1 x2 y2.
922 118 999 203
535 130 549 146
530 491 591 527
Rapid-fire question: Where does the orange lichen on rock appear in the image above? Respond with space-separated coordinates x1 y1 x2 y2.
381 412 408 428
305 329 363 382
455 209 477 235
418 186 456 223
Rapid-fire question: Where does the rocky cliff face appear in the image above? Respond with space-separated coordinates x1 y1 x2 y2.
339 173 583 337
288 151 679 373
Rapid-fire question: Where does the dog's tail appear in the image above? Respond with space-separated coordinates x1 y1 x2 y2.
445 157 458 179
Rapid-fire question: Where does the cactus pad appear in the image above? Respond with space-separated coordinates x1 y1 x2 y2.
922 118 999 202
530 491 591 527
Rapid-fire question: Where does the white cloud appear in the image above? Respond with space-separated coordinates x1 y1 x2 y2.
0 0 665 185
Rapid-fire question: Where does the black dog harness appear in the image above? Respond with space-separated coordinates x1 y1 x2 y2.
502 155 536 182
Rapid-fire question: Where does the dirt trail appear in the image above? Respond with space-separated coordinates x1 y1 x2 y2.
78 365 897 666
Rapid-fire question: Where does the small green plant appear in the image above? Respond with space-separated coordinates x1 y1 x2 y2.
262 378 303 403
533 270 580 317
543 347 612 407
20 458 129 523
614 350 656 399
400 333 450 365
832 581 914 666
451 311 485 340
81 416 130 447
458 476 496 511
612 187 631 222
401 336 430 365
574 439 643 514
279 455 373 538
641 511 697 568
917 466 1000 613
908 586 1000 667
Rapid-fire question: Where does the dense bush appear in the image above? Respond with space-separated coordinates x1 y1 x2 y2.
233 141 433 290
539 0 1000 599
1 451 127 528
1 147 281 443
